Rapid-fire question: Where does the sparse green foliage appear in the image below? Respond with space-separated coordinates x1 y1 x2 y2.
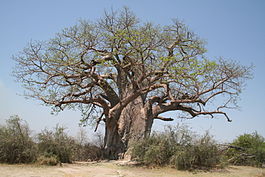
226 132 265 167
0 115 37 164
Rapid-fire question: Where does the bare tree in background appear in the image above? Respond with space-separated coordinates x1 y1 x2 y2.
13 8 252 159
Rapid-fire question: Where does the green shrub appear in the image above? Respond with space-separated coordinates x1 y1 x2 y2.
37 125 76 163
131 133 177 166
131 126 224 170
131 125 194 165
36 155 59 166
226 132 265 167
0 116 105 164
170 146 193 170
0 116 37 164
146 135 175 166
171 133 222 170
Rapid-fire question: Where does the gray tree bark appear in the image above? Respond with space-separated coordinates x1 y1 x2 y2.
104 96 154 159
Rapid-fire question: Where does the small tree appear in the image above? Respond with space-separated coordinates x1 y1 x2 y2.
13 7 252 159
0 115 37 163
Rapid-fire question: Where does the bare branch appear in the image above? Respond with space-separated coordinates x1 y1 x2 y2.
154 116 174 121
94 112 104 132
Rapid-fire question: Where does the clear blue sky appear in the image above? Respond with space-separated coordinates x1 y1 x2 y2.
0 0 264 142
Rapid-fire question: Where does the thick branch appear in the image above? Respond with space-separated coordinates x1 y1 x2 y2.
91 73 120 106
154 116 174 121
153 101 232 122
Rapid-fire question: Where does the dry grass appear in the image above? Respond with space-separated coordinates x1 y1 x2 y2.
0 162 264 177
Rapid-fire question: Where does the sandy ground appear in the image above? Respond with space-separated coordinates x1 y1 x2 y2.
0 161 265 177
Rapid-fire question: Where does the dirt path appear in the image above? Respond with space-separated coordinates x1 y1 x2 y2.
0 161 265 177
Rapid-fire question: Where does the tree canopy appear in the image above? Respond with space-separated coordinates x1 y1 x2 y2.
13 8 252 158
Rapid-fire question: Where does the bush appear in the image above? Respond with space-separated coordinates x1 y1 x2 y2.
0 116 37 164
36 155 59 166
171 133 222 170
0 116 105 164
69 129 104 162
131 125 193 165
132 133 176 166
131 125 224 170
73 143 103 161
226 132 265 167
37 125 76 163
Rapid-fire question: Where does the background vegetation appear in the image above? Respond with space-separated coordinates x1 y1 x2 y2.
131 125 223 170
0 115 103 165
0 116 37 164
131 125 265 170
226 132 265 167
0 116 264 170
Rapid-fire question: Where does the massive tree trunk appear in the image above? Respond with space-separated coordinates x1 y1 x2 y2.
104 96 154 159
119 97 153 142
103 67 155 159
104 117 125 159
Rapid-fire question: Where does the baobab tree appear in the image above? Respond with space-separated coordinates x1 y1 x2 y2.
13 8 252 159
